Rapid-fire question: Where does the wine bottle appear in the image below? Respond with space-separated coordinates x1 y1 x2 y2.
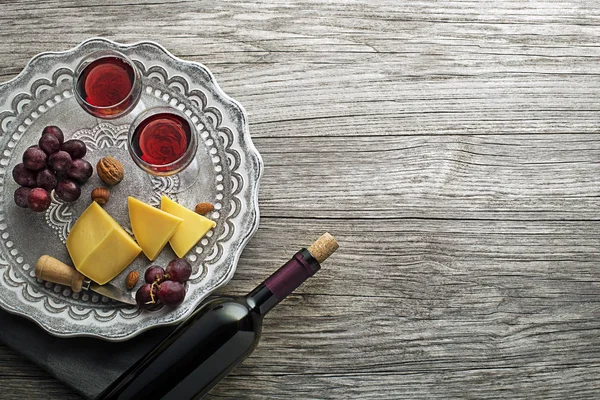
97 233 338 400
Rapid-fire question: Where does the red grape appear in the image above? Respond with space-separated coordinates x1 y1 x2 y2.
135 283 162 310
42 126 64 144
14 187 31 208
144 266 166 283
12 163 37 187
55 179 81 202
48 151 72 173
157 280 185 307
36 168 57 192
165 258 192 283
67 159 93 183
61 139 87 159
27 188 50 212
38 133 61 155
23 146 47 170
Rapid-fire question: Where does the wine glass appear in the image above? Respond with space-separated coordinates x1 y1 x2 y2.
73 49 143 121
128 106 199 193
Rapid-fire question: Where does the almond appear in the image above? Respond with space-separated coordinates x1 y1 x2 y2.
195 202 214 215
125 271 139 290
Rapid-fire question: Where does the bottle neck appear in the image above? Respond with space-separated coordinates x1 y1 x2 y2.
245 248 320 315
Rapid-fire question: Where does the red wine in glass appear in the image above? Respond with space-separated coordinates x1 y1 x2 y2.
129 107 198 182
131 112 192 173
74 51 141 119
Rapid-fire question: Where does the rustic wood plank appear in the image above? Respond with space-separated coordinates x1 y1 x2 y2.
211 218 600 400
1 0 600 399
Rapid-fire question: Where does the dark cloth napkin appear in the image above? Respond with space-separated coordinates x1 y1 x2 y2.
0 308 175 399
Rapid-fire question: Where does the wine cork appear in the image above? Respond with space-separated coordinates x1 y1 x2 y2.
307 232 339 264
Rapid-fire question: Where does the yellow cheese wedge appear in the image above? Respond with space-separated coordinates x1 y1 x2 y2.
128 196 183 261
66 202 142 285
161 195 216 258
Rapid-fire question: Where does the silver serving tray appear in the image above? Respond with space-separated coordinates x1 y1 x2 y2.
0 38 262 341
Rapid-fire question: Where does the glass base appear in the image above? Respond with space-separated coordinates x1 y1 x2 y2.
147 158 200 194
94 99 147 126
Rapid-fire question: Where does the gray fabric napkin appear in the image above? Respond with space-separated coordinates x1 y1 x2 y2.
0 308 174 399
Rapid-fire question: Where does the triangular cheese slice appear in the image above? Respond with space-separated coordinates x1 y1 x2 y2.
128 196 183 261
161 195 216 258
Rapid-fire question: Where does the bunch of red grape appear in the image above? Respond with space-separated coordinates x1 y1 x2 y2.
12 126 93 212
136 258 192 310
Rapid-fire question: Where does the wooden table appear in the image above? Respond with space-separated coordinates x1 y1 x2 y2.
2 1 600 399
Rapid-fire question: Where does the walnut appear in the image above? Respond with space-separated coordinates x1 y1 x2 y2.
96 156 124 185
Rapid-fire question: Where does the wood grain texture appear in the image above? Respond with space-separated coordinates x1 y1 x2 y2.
1 0 600 399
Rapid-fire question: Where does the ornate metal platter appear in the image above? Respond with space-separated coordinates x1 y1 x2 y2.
0 38 262 341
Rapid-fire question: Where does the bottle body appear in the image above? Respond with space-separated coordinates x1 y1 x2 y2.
99 297 262 400
97 249 322 400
